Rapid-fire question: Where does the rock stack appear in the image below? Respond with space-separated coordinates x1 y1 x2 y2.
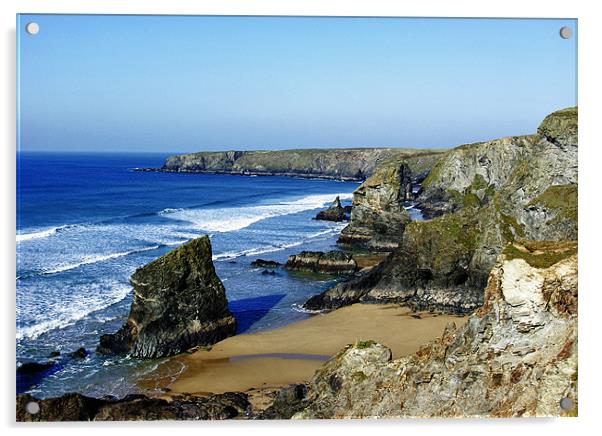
97 236 237 358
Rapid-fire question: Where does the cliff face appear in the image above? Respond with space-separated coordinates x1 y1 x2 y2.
306 107 578 313
160 148 443 181
418 135 536 217
337 152 442 250
97 237 236 358
294 243 578 418
338 163 412 250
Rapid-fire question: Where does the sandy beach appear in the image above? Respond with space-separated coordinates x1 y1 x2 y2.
139 303 466 396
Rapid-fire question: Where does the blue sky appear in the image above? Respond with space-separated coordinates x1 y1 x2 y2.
17 15 577 152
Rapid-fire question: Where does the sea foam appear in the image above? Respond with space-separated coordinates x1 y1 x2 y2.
163 192 352 233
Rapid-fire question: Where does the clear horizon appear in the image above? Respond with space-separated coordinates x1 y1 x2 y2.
18 15 577 153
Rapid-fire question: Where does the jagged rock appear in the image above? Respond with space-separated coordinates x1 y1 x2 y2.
303 261 387 311
417 135 536 218
97 237 236 358
16 392 251 422
251 259 281 268
308 107 578 314
294 244 578 418
315 196 348 222
285 251 357 275
338 163 413 250
154 149 443 181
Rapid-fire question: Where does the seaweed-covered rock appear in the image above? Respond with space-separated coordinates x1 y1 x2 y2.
285 251 357 275
97 237 236 358
315 196 348 222
16 392 251 422
294 244 578 418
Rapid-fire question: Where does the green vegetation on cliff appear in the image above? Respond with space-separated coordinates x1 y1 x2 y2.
161 148 445 181
527 184 578 224
502 240 577 269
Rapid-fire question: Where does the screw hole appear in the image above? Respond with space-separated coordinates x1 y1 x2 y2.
25 22 39 35
25 401 40 415
560 397 574 410
559 26 572 39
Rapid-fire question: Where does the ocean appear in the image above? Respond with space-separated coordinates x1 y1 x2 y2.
16 152 359 398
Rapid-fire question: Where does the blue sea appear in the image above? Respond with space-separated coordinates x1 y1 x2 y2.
16 152 360 398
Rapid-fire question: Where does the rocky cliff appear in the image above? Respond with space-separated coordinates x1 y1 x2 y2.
97 237 236 358
155 148 443 181
337 152 442 249
293 242 578 418
306 107 578 313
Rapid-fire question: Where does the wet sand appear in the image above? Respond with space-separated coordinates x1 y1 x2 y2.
139 304 466 396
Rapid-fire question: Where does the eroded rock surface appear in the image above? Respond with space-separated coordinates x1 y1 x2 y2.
307 107 578 313
338 163 413 250
294 245 578 418
285 251 357 275
315 196 349 222
97 237 236 358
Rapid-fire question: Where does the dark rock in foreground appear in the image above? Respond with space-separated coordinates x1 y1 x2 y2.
251 259 281 268
256 384 308 420
97 236 236 358
315 196 348 222
285 251 357 275
16 392 250 422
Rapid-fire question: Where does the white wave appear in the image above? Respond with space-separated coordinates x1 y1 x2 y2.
213 223 346 261
16 283 131 340
290 303 328 314
158 207 185 215
41 245 161 275
16 225 74 242
162 192 352 233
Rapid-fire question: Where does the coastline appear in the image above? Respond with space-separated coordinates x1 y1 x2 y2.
138 303 466 397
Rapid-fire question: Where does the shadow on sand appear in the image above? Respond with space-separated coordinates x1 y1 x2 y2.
228 293 286 334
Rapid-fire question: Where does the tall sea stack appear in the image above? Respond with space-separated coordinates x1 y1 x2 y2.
97 236 237 358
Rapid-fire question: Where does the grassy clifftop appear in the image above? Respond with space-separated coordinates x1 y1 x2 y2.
161 148 444 181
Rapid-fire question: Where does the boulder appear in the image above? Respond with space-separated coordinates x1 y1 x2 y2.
315 196 348 222
285 251 357 275
97 236 236 358
69 348 88 359
293 243 578 418
250 259 281 268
